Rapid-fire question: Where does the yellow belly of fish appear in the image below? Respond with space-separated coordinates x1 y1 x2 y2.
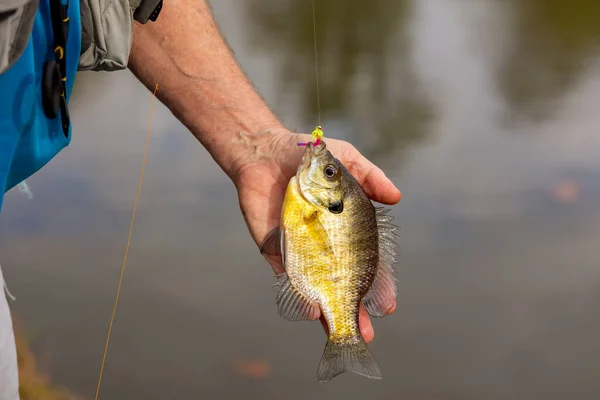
281 178 360 340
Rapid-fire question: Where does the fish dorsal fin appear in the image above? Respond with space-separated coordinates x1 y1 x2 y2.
276 273 321 321
362 207 399 318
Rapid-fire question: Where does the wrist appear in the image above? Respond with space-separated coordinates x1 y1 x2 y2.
215 124 291 183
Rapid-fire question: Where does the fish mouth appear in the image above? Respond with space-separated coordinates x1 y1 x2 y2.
295 140 332 206
299 140 327 172
309 140 327 156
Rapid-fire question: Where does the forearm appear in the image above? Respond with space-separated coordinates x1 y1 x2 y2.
127 0 285 178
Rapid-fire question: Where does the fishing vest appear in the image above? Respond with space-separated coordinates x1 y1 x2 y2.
0 0 81 212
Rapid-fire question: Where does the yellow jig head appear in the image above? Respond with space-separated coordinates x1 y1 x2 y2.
297 125 324 146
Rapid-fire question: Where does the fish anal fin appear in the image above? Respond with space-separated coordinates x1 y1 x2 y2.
363 207 399 318
276 273 320 321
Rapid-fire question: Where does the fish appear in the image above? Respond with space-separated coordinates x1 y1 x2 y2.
260 139 399 382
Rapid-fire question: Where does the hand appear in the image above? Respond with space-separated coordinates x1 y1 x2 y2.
231 129 402 343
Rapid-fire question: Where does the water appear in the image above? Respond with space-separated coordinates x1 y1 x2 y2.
2 0 600 398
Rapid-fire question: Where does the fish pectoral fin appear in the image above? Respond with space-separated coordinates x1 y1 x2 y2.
363 262 397 318
276 273 321 321
305 210 336 257
363 208 399 318
260 226 282 256
303 208 318 222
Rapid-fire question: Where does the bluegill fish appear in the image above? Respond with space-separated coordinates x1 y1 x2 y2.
261 140 398 382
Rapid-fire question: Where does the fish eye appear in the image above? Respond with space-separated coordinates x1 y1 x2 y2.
324 164 337 179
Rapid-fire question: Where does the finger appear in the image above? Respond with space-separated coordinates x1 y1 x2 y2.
358 303 374 343
342 150 401 205
319 316 329 336
387 300 397 315
263 254 285 275
318 303 375 344
294 136 402 205
362 166 402 205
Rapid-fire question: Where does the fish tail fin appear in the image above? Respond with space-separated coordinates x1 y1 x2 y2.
317 337 382 382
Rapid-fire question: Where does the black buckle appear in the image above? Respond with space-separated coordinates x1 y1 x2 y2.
134 0 163 24
149 1 162 22
42 0 70 138
41 59 60 119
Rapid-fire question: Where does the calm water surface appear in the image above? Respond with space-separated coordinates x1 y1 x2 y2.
2 1 600 399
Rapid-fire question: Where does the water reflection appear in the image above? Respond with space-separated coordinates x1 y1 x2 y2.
247 0 434 164
499 0 600 121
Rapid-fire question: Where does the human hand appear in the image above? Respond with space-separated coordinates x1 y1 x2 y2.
231 129 401 343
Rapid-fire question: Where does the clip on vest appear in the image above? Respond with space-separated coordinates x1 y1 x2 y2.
134 0 163 24
42 0 70 138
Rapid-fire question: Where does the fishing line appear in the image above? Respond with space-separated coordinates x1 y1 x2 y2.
95 4 319 394
94 83 158 400
312 0 321 127
297 0 324 147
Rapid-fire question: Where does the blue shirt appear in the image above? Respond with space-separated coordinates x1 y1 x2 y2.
0 0 81 212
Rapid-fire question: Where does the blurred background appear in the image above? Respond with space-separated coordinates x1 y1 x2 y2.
2 0 600 398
